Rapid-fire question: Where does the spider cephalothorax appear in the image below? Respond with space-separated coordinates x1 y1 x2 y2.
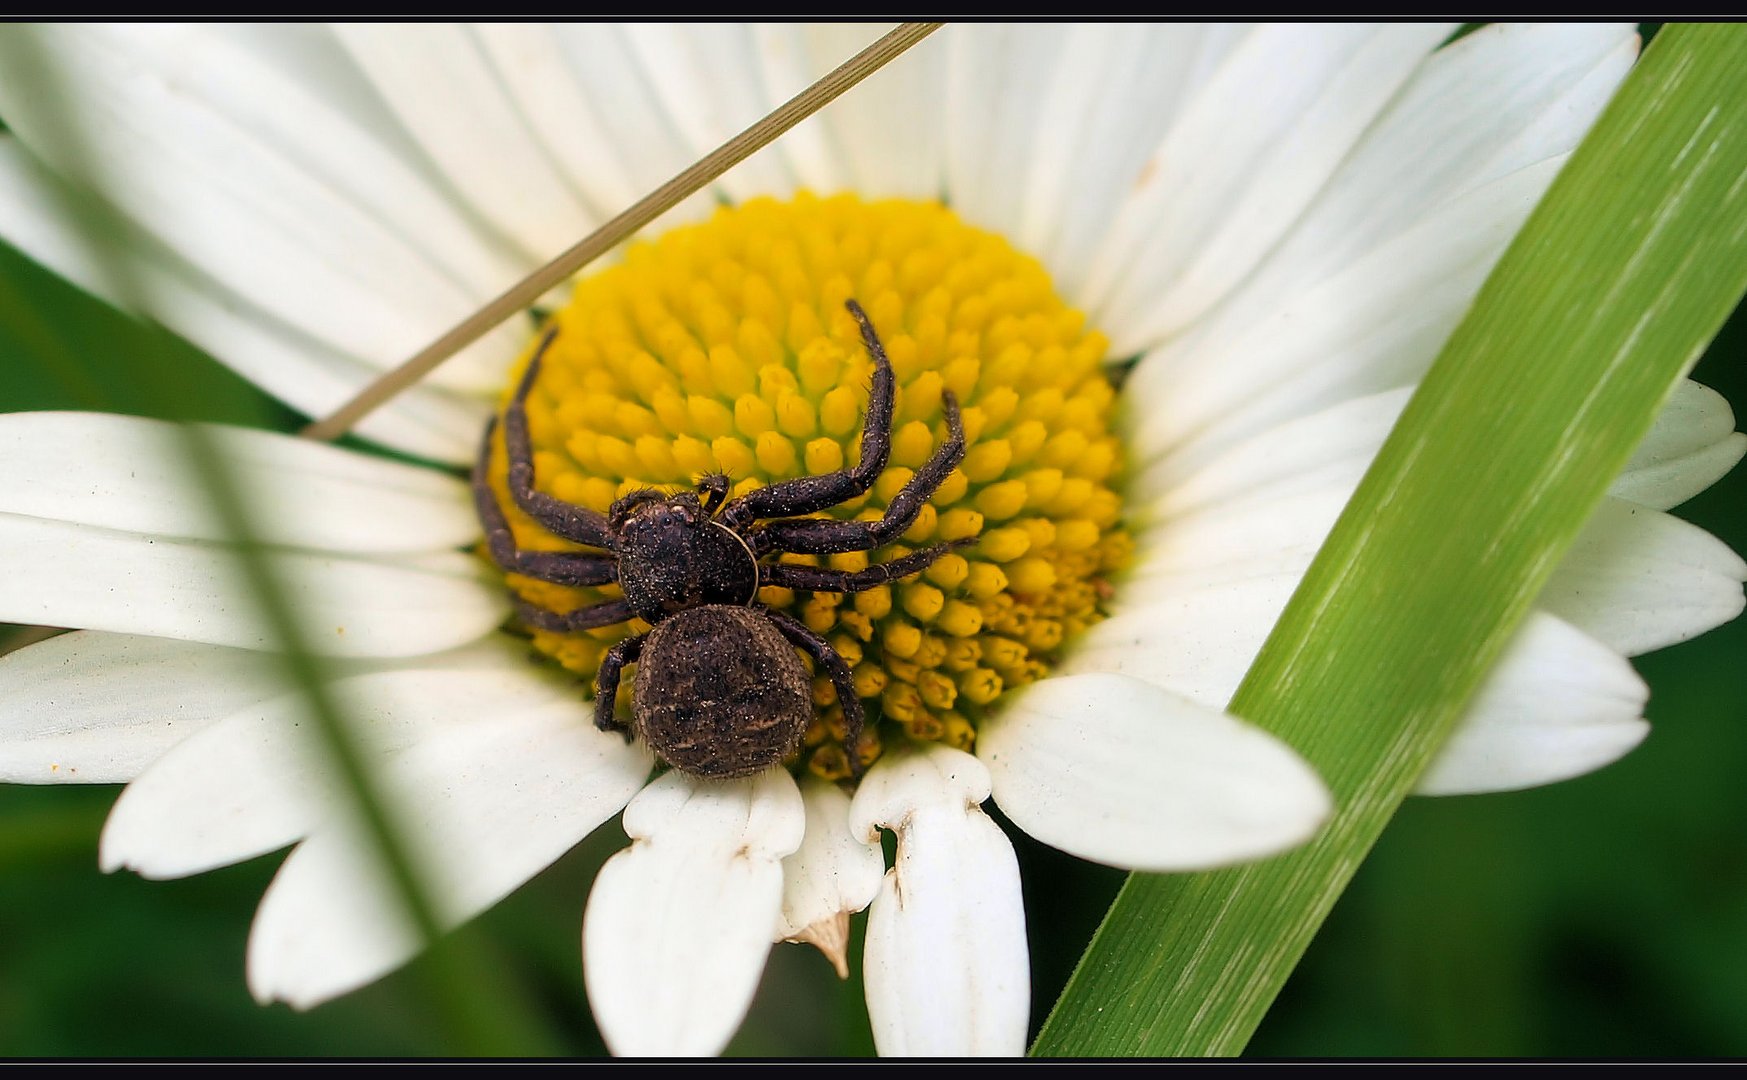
473 299 968 780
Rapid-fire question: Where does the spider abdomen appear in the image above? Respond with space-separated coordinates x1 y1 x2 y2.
633 605 813 780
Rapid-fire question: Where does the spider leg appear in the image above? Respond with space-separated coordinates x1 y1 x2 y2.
696 473 730 517
474 422 619 586
766 609 865 779
753 388 966 556
501 328 617 550
594 632 645 740
759 540 969 593
515 596 634 633
718 299 895 530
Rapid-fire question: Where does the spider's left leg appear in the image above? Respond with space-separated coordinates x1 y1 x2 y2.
502 329 617 550
515 597 634 633
759 541 969 593
718 299 895 531
474 423 618 586
753 389 966 556
767 609 865 778
594 632 646 739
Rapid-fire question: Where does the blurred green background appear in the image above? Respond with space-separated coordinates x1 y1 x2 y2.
3 126 1745 1063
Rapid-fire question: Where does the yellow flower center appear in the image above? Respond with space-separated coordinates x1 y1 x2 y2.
487 192 1130 780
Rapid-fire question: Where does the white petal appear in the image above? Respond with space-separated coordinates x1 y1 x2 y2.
774 776 885 978
0 513 507 657
801 23 947 200
1132 484 1352 584
0 136 488 464
622 24 797 205
981 673 1331 871
1128 22 1635 475
1134 387 1409 514
0 412 476 553
543 23 724 224
1023 24 1248 297
852 744 1028 1057
584 768 804 1057
0 25 524 396
245 668 650 1008
1065 571 1304 711
749 24 856 193
1418 613 1649 796
1611 380 1746 511
1226 23 1637 311
332 24 596 265
107 24 522 304
0 631 285 784
1083 23 1453 354
1127 154 1568 478
101 645 588 879
1538 497 1747 657
944 24 1069 246
473 24 642 217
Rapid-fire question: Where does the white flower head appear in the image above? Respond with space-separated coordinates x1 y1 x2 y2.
0 23 1742 1057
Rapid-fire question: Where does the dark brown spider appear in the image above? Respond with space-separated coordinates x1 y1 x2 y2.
473 299 968 780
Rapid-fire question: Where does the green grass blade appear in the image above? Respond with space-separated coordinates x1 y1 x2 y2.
1034 23 1747 1057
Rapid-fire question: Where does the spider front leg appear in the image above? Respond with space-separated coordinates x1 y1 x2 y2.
500 328 617 550
766 609 865 778
474 423 620 587
594 632 646 740
696 473 730 517
754 388 966 556
718 299 895 531
759 540 970 593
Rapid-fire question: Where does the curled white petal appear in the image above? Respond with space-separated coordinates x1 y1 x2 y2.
1540 498 1747 657
852 744 1028 1057
0 631 287 784
1419 613 1649 796
775 775 885 978
981 673 1331 871
584 768 804 1057
1612 381 1746 511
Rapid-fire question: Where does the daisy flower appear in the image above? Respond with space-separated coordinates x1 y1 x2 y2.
1 22 1743 1057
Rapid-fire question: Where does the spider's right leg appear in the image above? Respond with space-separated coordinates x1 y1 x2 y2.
474 420 619 586
717 299 895 530
501 329 617 550
767 609 865 778
594 632 646 739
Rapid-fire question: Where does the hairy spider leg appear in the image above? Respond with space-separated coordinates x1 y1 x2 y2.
766 609 865 778
514 596 634 634
502 327 617 551
754 388 966 557
718 298 895 531
473 417 620 587
593 632 646 738
759 539 971 593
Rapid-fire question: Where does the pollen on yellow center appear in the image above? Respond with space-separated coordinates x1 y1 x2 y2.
488 192 1130 780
